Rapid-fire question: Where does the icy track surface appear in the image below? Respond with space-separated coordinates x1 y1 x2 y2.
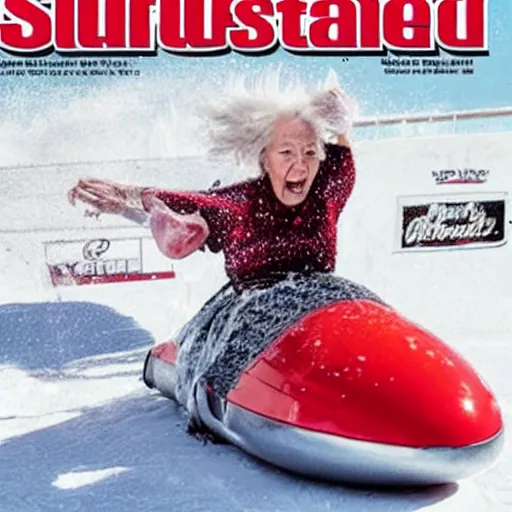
0 285 509 512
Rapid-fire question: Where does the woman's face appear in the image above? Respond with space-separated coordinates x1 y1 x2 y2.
262 116 320 207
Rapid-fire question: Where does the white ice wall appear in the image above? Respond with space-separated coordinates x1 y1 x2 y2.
339 131 512 341
0 156 238 340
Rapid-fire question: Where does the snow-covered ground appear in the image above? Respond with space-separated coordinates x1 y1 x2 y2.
0 276 510 511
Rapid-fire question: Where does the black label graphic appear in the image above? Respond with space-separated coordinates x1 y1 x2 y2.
432 169 490 185
401 199 505 249
82 239 111 260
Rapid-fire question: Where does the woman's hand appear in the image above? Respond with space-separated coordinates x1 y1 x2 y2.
68 179 144 215
150 198 210 260
309 87 357 139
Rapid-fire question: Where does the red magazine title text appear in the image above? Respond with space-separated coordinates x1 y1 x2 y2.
0 0 487 55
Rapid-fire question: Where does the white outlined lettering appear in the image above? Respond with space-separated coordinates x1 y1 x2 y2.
0 0 489 55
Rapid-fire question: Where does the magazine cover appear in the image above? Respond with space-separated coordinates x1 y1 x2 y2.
0 1 510 510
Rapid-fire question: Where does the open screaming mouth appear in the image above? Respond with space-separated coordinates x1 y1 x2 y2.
285 179 307 194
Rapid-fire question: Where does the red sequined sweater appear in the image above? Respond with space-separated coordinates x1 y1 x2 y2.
143 144 355 286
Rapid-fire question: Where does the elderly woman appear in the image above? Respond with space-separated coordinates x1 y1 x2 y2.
69 80 381 432
71 90 354 285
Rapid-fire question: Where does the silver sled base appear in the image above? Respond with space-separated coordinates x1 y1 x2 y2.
143 353 504 486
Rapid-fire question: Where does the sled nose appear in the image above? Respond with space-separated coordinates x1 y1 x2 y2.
228 300 503 448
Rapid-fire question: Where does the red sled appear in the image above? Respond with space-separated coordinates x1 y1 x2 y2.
143 299 504 485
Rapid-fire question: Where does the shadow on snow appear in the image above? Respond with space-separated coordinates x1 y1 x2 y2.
0 392 458 512
0 301 153 370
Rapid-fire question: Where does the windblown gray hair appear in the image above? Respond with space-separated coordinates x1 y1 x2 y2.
198 74 344 175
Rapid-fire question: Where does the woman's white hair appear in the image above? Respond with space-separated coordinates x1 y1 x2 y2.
198 68 356 175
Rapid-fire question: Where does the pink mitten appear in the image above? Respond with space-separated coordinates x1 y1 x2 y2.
150 198 210 259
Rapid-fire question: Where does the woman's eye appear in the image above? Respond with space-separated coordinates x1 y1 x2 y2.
279 150 292 155
305 150 316 157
